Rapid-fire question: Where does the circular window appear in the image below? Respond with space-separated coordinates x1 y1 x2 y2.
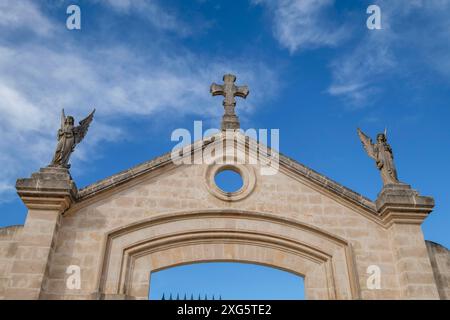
214 169 244 193
205 164 256 202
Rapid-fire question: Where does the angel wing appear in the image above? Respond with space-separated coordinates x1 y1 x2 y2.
357 128 376 160
74 109 95 144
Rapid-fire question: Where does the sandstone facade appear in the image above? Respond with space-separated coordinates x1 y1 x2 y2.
0 132 448 299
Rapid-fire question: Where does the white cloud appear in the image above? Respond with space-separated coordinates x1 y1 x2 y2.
0 0 54 36
0 1 279 202
328 0 450 106
103 0 134 11
254 0 348 53
327 31 395 106
100 0 192 36
0 83 47 131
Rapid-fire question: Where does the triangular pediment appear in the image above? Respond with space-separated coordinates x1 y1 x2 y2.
77 132 378 217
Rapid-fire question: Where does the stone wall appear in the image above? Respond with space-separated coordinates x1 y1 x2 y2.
0 135 445 299
0 225 23 299
426 241 450 299
36 161 436 299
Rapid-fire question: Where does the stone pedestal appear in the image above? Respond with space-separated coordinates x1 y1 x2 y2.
5 167 77 299
376 183 434 226
15 167 77 211
376 183 439 299
221 114 240 130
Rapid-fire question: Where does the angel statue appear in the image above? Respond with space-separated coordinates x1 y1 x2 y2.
357 128 400 186
49 109 95 169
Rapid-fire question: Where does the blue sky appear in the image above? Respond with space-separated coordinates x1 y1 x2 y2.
149 262 305 300
0 0 449 299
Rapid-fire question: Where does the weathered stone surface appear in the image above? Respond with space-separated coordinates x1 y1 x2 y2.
49 109 95 169
357 129 400 186
77 133 377 213
426 241 450 299
376 183 434 226
0 226 23 300
0 132 447 300
211 74 249 130
16 167 77 212
2 167 76 299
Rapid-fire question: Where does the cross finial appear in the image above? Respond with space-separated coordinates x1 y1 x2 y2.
210 74 249 130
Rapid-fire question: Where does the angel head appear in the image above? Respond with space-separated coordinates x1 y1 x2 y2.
376 133 386 143
377 128 389 143
65 116 75 127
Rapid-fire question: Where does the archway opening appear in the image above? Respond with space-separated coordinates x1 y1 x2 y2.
148 262 305 300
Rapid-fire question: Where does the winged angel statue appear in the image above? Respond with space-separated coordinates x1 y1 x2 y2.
357 128 400 186
49 109 95 169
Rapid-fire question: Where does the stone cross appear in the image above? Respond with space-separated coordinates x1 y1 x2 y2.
210 74 249 130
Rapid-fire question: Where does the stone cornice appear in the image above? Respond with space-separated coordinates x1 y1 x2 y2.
376 184 434 227
278 153 377 213
77 152 174 200
15 167 77 212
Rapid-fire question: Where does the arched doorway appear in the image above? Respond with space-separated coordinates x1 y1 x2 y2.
97 210 360 300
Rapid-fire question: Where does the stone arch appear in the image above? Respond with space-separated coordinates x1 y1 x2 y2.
97 210 361 300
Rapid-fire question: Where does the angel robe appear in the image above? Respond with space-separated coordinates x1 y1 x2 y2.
374 142 398 185
51 124 76 168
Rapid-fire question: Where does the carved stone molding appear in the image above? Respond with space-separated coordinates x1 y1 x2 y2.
15 167 77 212
376 183 434 227
204 164 256 202
97 210 360 300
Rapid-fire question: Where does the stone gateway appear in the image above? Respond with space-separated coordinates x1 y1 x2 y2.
0 75 449 300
